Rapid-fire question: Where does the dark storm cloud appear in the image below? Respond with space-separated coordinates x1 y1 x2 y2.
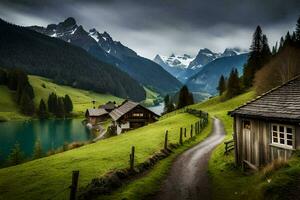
0 0 299 58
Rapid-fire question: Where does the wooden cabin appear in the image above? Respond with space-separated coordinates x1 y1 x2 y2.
229 76 300 169
85 108 109 125
109 100 159 134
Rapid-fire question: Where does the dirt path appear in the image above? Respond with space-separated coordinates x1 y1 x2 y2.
154 118 226 200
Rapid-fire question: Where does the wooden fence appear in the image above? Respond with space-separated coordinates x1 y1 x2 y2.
224 139 234 154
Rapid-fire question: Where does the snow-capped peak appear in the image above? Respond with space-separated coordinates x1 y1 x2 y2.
89 28 100 42
159 54 195 69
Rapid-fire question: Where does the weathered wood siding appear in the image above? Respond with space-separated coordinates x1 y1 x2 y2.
235 116 299 167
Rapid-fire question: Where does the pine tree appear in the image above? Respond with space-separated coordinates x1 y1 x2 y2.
284 31 292 46
38 99 48 119
261 34 272 65
56 97 65 117
243 26 265 88
33 139 43 159
279 37 285 50
217 75 226 96
20 92 35 116
63 94 73 114
0 68 7 85
164 95 175 113
48 93 58 114
295 16 300 42
272 42 278 55
177 85 193 109
7 142 24 166
227 69 241 99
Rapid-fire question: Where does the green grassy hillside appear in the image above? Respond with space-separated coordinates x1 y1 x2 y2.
0 112 200 200
0 86 29 121
29 75 123 116
142 86 162 106
0 75 123 121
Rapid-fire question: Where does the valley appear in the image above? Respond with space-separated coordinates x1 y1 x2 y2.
0 3 299 200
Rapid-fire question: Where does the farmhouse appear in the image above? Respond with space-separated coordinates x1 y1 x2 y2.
109 100 159 134
85 108 108 125
229 76 300 169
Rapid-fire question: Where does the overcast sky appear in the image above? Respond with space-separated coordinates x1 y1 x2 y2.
0 0 299 59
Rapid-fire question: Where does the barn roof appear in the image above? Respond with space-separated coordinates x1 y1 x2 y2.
86 108 108 117
229 75 300 122
109 100 159 121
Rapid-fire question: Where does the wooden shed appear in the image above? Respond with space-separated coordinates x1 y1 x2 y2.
109 100 159 134
229 76 300 169
85 108 109 125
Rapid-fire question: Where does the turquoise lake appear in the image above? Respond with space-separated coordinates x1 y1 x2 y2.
0 119 92 162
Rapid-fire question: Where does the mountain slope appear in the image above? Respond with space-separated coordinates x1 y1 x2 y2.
30 18 182 93
186 53 248 94
153 54 196 83
0 19 145 101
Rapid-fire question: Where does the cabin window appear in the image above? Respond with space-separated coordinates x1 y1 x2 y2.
133 113 144 117
243 120 251 130
271 124 294 149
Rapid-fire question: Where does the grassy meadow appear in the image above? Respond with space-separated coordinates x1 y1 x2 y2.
0 112 200 200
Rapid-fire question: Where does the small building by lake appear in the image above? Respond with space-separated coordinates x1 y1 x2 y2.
85 108 109 125
109 100 159 134
229 76 300 169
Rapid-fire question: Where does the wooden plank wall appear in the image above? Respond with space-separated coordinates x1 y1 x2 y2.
236 116 299 167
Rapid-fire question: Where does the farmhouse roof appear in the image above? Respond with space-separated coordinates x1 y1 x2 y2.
229 75 300 122
109 100 159 121
86 108 108 117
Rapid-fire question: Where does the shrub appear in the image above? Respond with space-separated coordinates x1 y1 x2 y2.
261 159 289 179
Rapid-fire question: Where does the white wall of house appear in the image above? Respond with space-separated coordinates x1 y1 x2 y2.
116 122 130 135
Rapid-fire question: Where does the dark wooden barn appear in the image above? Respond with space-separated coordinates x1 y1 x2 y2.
229 76 300 169
109 100 159 134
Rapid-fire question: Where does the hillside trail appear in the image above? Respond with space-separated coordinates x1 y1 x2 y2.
154 117 226 200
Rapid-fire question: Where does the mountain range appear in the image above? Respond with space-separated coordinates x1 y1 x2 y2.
154 48 246 83
29 17 182 94
0 18 146 101
186 53 249 94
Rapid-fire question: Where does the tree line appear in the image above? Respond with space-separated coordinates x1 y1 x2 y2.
217 16 300 99
0 68 35 115
41 93 73 118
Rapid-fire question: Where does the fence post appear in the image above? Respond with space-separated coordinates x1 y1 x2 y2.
164 130 168 150
190 124 193 138
130 146 135 171
69 170 79 200
198 120 201 133
180 127 183 145
184 128 187 138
